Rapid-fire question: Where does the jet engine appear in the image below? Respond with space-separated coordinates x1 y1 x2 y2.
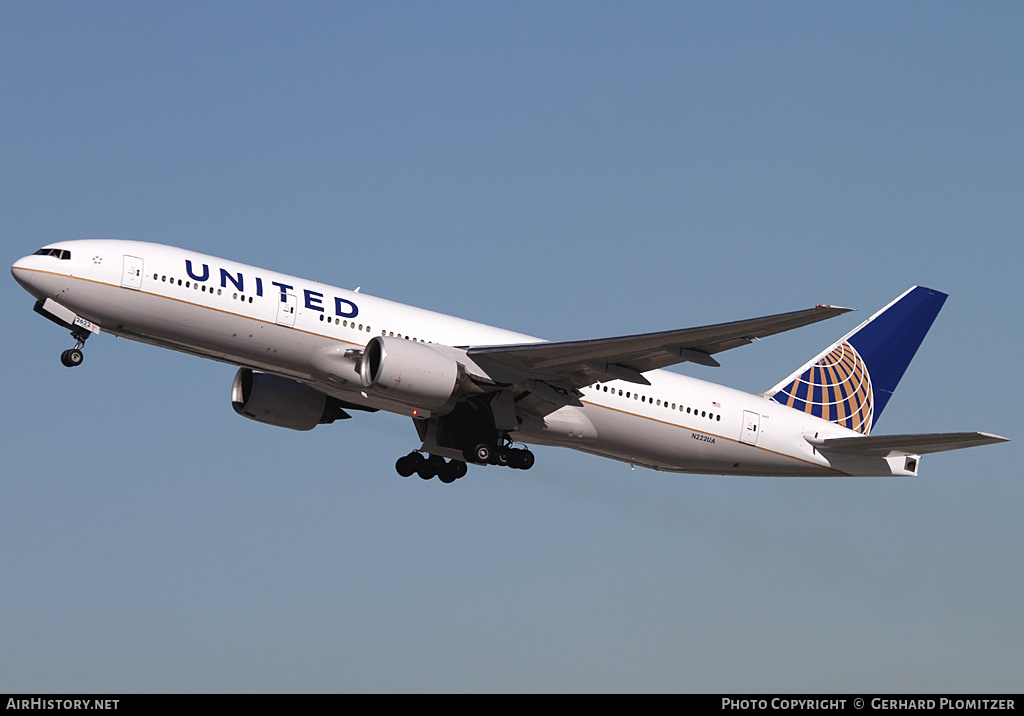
359 335 461 409
231 368 344 431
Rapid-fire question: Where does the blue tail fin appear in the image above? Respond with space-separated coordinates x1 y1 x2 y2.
765 286 947 434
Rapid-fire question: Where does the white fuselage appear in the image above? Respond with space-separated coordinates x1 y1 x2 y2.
13 239 912 477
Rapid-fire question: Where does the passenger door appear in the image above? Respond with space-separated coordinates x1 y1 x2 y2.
740 410 760 445
121 255 144 289
276 293 297 327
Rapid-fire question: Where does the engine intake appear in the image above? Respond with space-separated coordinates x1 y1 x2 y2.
359 336 459 409
231 368 343 431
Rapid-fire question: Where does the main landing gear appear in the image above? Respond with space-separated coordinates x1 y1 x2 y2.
60 327 90 368
395 452 469 484
398 400 536 483
461 442 535 470
395 442 536 483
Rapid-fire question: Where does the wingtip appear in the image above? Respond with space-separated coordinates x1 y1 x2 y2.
815 304 855 314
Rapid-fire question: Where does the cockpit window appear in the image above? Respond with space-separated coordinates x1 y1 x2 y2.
34 248 71 260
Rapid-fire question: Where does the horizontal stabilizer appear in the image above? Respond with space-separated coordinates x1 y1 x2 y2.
807 432 1009 457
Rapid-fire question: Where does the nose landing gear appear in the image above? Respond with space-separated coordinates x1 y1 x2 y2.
60 347 84 367
60 327 90 368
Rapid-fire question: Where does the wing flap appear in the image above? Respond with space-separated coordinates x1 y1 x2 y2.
808 432 1009 457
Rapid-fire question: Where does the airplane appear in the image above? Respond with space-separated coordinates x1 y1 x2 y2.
12 239 1008 483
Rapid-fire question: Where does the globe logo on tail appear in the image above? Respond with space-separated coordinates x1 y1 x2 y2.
770 341 873 434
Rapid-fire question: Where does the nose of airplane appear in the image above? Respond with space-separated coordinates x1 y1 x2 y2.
12 253 32 278
11 254 44 298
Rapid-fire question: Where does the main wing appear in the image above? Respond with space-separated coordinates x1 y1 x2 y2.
466 303 853 397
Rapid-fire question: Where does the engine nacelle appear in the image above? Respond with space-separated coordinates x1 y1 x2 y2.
231 368 341 431
359 335 459 409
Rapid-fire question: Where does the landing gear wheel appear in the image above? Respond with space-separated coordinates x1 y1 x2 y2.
465 443 492 464
519 450 535 470
431 459 467 484
509 448 535 470
417 454 446 480
60 348 84 368
395 452 423 478
492 445 511 467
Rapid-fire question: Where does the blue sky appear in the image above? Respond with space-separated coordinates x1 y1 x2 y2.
2 1 1022 692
